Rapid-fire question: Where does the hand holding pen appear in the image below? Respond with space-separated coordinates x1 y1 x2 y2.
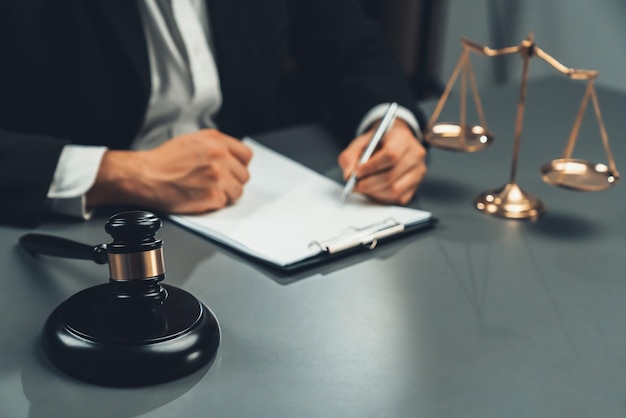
338 102 427 204
341 102 399 201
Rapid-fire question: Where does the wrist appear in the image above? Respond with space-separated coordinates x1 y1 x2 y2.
86 150 146 208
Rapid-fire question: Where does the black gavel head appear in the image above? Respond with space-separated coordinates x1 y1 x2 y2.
41 211 220 387
105 211 168 309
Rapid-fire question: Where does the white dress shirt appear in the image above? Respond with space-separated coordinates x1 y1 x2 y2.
46 0 420 219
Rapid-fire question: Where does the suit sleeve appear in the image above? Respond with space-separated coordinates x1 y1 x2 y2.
0 129 67 227
287 0 426 139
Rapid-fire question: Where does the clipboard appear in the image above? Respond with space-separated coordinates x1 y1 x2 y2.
170 139 435 271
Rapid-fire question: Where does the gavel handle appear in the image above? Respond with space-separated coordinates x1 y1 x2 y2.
19 233 108 264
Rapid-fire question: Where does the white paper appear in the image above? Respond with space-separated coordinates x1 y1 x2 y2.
170 138 432 267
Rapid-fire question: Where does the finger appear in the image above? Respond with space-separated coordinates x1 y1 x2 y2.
225 156 251 184
199 187 230 211
355 134 412 179
355 159 418 195
211 159 247 205
195 159 248 205
357 168 421 204
337 134 372 178
379 187 418 206
169 186 228 214
226 139 253 165
223 176 245 205
199 129 253 165
356 150 426 198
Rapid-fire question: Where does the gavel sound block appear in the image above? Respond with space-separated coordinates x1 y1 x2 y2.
20 211 220 387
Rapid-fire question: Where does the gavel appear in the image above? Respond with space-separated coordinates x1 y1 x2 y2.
19 211 220 387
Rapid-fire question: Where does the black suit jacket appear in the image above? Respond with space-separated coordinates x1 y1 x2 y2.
0 0 421 226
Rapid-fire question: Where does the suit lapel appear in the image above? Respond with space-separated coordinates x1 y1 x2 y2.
208 0 252 75
207 0 253 128
92 0 151 96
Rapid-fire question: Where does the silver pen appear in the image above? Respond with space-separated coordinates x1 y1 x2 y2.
341 102 399 201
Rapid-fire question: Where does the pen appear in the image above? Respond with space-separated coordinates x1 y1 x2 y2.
341 102 399 201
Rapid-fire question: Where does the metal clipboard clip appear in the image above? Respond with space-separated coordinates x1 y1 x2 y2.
309 218 405 254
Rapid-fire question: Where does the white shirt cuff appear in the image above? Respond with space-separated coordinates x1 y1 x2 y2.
47 145 108 220
356 103 421 138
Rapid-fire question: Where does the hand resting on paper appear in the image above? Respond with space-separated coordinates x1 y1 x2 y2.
86 129 253 214
337 119 427 205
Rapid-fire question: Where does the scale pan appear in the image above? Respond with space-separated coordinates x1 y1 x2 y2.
425 123 493 152
540 158 619 191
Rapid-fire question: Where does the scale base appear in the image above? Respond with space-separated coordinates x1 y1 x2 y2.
474 183 545 219
42 284 220 387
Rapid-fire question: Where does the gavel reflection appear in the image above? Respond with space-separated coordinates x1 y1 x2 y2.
20 211 220 387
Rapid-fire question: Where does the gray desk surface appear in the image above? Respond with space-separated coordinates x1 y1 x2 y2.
1 77 625 417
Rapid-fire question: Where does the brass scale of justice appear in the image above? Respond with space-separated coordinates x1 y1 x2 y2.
425 34 620 219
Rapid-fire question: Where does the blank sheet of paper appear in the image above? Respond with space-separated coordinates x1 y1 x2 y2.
170 138 432 268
